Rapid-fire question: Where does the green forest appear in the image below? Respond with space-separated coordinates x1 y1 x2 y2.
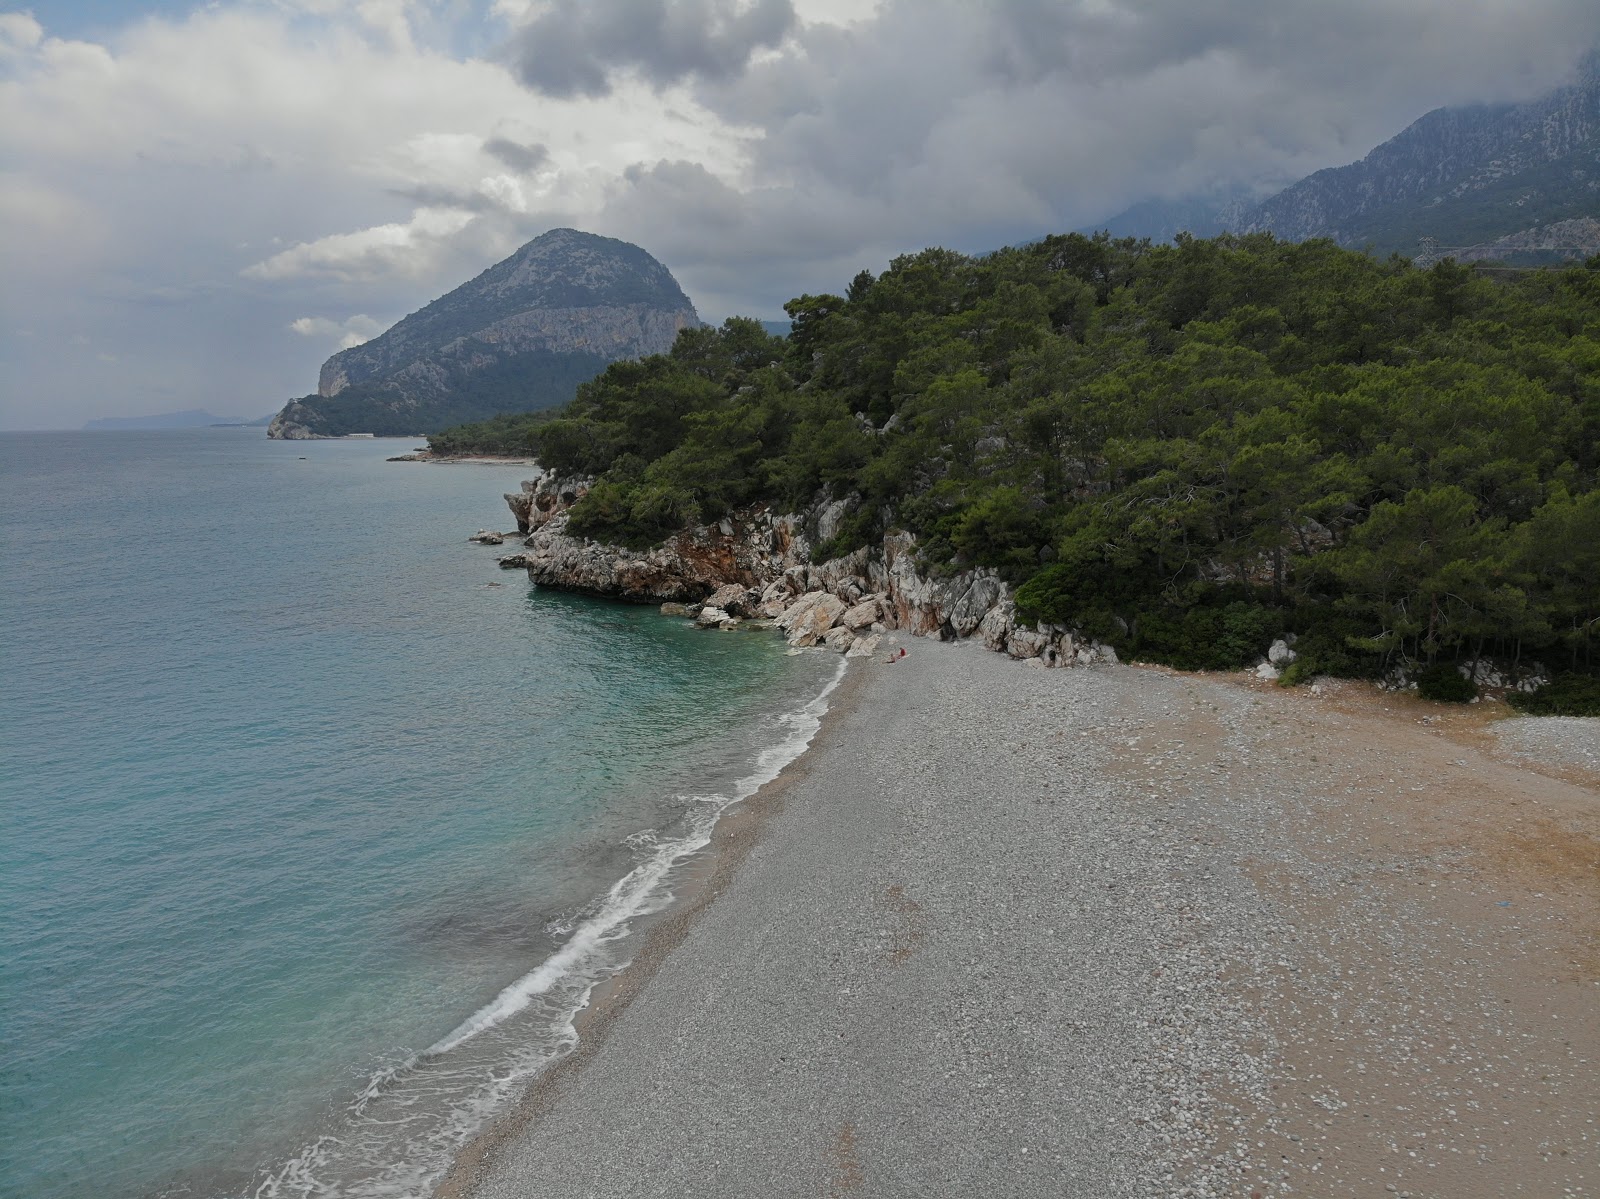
432 233 1600 707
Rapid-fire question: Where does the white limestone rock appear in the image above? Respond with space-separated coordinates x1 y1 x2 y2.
839 598 882 630
947 575 1007 637
1007 626 1049 659
846 634 882 659
978 603 1014 653
778 591 847 647
704 582 757 618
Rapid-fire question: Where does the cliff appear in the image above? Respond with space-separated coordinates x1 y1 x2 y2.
268 230 701 439
497 475 1116 668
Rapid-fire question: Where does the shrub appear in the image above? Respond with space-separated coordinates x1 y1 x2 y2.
1278 615 1385 685
1507 673 1600 717
1132 601 1278 672
1416 661 1478 703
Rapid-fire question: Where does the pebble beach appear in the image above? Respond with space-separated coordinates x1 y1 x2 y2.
443 637 1598 1199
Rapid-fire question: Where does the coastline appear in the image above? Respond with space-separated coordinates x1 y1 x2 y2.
388 452 539 465
434 655 876 1199
436 640 1596 1199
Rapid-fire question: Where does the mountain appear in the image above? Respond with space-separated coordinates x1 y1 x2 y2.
1079 187 1258 244
1236 56 1598 258
85 409 259 430
1089 54 1599 262
268 229 701 439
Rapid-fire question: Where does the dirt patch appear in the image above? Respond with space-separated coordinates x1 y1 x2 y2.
1123 668 1599 1198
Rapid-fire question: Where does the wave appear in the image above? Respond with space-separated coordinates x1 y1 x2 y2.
250 657 845 1199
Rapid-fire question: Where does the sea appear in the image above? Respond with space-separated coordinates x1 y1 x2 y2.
0 428 840 1199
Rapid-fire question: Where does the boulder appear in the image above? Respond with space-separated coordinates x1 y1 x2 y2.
1007 625 1050 659
846 634 882 659
469 529 505 545
978 603 1013 653
695 606 730 627
823 625 856 652
718 617 742 630
1267 638 1297 666
1255 661 1281 680
778 591 847 647
839 597 882 630
660 602 691 617
947 575 1006 637
497 553 532 569
1041 633 1076 667
704 582 757 618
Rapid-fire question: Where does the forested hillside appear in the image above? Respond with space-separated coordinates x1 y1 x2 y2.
435 233 1600 694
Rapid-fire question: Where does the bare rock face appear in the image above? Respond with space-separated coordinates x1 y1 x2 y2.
703 583 759 619
839 598 881 630
269 229 700 438
509 474 809 605
317 229 699 398
502 476 1123 669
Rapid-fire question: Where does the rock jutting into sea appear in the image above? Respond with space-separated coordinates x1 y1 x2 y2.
499 474 1119 667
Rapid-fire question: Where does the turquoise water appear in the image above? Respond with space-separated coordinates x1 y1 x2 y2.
0 430 836 1199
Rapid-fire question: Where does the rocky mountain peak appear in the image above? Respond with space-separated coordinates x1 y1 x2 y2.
267 229 700 439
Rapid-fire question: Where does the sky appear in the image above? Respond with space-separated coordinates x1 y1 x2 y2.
2 1 1597 429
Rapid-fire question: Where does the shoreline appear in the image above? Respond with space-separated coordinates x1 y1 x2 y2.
436 640 1597 1198
434 655 874 1197
388 451 539 465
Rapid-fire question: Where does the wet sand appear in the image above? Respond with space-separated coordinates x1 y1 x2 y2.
443 640 1598 1198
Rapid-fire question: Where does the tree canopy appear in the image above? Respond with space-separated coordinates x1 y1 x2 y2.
433 234 1600 685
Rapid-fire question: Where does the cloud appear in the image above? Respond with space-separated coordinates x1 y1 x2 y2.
483 136 548 173
3 0 1598 429
245 207 477 282
507 0 796 98
588 0 1600 312
289 313 386 349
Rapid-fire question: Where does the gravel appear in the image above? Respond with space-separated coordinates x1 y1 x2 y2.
455 641 1287 1198
453 640 1597 1199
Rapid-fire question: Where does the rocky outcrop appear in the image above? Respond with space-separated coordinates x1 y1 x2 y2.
499 474 1120 667
266 406 324 439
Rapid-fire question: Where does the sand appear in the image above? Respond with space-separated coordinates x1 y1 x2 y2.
443 639 1598 1199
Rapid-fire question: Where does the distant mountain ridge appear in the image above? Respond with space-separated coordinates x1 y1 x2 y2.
269 229 701 439
85 409 267 430
1090 54 1599 263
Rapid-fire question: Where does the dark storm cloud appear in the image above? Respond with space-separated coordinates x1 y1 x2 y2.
483 137 549 173
389 182 508 213
581 0 1600 322
507 0 796 98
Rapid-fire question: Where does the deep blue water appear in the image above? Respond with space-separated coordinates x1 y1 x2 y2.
0 429 835 1199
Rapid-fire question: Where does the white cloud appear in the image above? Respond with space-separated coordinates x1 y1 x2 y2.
289 313 386 348
1 0 1596 429
0 11 43 56
246 208 476 281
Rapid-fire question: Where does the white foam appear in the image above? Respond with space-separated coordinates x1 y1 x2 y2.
424 656 844 1057
250 658 845 1198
